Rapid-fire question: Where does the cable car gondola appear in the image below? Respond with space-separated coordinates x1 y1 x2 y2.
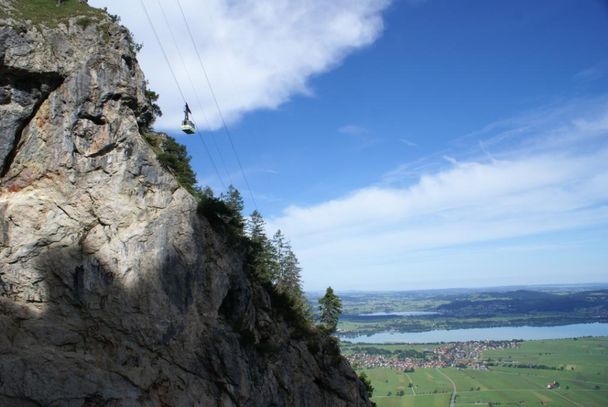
181 103 196 134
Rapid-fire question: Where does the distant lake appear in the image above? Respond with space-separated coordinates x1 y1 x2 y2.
341 322 608 344
358 311 439 317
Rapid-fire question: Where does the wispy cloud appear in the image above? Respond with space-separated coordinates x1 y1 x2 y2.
399 138 418 147
339 125 369 136
90 0 392 130
270 98 608 289
338 124 380 148
575 60 608 83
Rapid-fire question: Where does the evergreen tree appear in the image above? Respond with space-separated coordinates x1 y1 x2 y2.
271 231 309 317
318 286 342 333
220 185 245 233
246 211 278 282
247 210 266 241
221 185 244 214
271 229 288 284
276 249 303 298
281 249 310 319
200 186 214 200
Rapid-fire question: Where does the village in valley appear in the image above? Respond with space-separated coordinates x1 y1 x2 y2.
345 340 522 371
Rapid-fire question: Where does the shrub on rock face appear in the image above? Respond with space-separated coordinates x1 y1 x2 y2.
197 194 244 239
143 132 198 196
358 372 374 399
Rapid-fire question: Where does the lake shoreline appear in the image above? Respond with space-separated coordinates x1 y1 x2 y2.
340 322 608 344
339 314 608 335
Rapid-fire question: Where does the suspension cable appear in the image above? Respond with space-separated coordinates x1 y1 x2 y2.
156 0 234 187
175 0 258 210
139 0 227 190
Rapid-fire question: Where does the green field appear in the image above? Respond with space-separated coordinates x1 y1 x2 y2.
354 337 608 407
342 342 437 355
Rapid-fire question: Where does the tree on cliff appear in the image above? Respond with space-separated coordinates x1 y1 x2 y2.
247 210 266 240
318 287 342 333
271 230 310 316
272 230 298 292
271 230 288 286
276 249 303 299
222 185 244 214
220 185 245 232
246 210 279 282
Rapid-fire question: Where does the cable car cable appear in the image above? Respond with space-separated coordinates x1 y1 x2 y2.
155 0 234 187
139 0 227 190
140 0 185 103
175 0 258 210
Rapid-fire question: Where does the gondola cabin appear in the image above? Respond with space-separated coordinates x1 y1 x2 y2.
181 103 196 134
181 119 195 134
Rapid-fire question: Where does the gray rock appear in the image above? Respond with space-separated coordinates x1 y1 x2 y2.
0 3 371 407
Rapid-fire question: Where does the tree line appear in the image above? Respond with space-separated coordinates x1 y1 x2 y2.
219 186 343 333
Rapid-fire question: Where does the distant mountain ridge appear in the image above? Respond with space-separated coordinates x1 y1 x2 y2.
437 289 608 317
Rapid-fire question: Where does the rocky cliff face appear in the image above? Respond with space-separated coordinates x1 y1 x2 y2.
0 3 371 406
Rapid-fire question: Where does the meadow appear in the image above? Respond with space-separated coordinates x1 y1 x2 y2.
353 337 608 407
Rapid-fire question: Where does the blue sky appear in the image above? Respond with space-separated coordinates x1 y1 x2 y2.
91 0 608 290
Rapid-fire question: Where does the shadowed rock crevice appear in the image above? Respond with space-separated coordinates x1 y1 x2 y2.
0 63 64 176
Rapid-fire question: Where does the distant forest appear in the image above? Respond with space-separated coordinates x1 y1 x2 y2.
436 289 608 317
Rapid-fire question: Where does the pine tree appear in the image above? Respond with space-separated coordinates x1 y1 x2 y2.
318 286 342 333
271 231 309 317
200 186 214 200
220 185 245 234
222 185 244 214
271 230 288 284
272 230 294 291
277 249 303 298
247 210 266 241
246 211 278 282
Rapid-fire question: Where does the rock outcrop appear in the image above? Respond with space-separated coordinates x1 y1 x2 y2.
0 2 371 406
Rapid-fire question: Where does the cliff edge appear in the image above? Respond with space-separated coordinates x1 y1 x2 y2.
0 2 371 406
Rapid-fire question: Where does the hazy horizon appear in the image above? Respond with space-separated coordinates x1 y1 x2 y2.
305 281 608 295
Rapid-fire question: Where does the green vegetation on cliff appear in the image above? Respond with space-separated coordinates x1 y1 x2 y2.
1 0 104 26
141 130 317 336
142 132 199 196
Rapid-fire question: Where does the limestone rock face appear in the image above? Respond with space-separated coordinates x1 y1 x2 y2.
0 5 371 407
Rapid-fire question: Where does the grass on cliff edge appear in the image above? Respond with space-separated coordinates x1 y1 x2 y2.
2 0 105 27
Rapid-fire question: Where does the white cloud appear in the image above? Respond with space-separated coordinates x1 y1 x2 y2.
339 124 368 136
269 101 608 290
89 0 391 130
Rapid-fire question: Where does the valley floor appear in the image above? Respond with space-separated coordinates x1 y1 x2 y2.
350 337 608 407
